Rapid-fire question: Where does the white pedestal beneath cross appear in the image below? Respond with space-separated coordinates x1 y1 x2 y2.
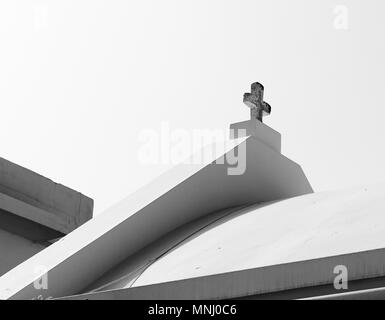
230 120 281 153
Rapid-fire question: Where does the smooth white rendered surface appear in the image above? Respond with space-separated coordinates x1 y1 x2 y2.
230 120 281 152
62 247 385 300
85 182 385 294
63 183 385 300
0 134 312 300
131 183 385 286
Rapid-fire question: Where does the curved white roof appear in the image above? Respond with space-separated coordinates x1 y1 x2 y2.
134 184 385 286
86 183 385 292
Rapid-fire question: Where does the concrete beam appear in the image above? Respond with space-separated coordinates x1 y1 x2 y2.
0 157 93 234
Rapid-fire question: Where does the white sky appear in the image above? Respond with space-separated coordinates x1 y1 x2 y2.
1 0 384 214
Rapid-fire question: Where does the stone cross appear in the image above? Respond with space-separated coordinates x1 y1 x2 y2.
243 82 271 122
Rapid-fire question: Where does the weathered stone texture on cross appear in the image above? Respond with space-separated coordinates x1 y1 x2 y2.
243 82 271 122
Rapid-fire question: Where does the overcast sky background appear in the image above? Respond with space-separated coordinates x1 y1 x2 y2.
1 0 384 214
